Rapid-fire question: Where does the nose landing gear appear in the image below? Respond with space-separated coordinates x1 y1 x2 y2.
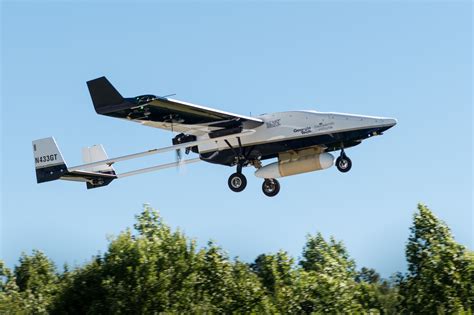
335 149 352 173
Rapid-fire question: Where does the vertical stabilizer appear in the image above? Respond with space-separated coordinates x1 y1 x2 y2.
81 144 116 189
82 144 115 174
33 137 68 183
86 76 125 114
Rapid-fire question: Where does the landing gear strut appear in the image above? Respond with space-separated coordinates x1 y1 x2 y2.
262 178 280 197
225 137 281 197
226 137 250 193
335 149 352 173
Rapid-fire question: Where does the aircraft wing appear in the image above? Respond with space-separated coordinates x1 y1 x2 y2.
87 77 263 136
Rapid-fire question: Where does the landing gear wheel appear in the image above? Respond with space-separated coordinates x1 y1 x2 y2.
228 173 247 192
336 155 352 173
262 179 280 197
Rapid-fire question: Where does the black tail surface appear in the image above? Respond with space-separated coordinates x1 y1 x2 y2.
87 77 126 114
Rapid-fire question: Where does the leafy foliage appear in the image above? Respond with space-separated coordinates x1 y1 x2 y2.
1 250 58 314
0 203 472 313
297 233 360 313
399 204 473 313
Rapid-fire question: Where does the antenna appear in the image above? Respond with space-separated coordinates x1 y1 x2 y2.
161 93 176 98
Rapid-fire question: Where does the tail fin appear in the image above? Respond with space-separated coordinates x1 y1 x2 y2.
86 76 125 114
81 144 116 189
82 144 114 173
33 137 68 183
33 137 117 189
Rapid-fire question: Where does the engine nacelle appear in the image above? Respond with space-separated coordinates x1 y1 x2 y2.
254 152 334 179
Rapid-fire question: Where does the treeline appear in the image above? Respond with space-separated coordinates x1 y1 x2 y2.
1 204 473 314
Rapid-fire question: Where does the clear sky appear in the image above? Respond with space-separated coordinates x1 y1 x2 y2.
1 1 472 277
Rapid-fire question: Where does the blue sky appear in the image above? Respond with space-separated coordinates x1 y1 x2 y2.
1 1 472 277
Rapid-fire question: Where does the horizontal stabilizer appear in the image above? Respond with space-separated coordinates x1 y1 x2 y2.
61 170 116 190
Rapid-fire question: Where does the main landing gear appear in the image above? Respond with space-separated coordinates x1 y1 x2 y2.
335 149 352 173
228 165 247 192
262 178 280 197
225 137 281 197
226 137 249 193
227 171 281 197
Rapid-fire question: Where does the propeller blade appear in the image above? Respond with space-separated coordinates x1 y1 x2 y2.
175 148 182 162
175 148 187 174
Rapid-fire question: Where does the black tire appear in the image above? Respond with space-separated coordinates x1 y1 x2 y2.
228 173 247 192
262 179 280 197
336 156 352 173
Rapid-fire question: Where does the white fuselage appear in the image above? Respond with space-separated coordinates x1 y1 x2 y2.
197 110 397 153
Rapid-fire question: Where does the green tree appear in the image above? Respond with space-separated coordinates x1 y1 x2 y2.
0 251 59 314
53 205 205 313
298 232 361 313
355 268 401 314
228 260 270 312
3 203 471 314
300 233 356 276
0 260 25 314
400 203 473 313
463 250 474 309
52 205 270 313
51 256 107 314
356 267 381 284
197 242 270 312
251 251 298 312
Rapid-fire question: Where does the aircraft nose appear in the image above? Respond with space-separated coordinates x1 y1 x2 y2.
386 118 397 127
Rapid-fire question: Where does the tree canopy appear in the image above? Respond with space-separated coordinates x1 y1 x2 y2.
1 203 472 314
399 204 473 313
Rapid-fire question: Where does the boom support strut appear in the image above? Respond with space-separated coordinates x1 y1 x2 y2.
68 130 255 172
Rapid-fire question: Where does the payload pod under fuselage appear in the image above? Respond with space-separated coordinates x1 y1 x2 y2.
254 149 334 179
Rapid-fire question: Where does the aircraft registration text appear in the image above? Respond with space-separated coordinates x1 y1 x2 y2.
35 154 58 164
